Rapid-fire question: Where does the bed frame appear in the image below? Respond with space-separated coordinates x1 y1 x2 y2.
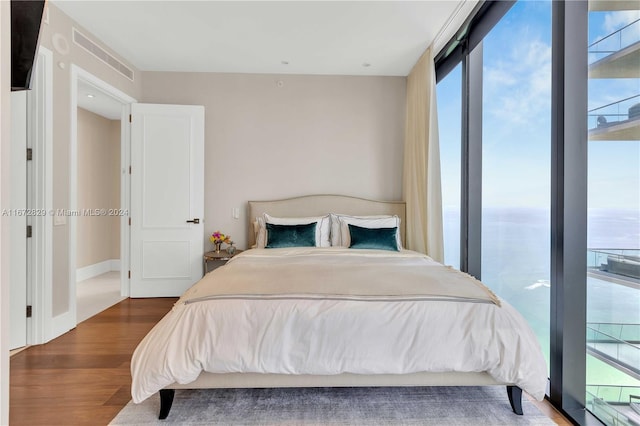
158 194 524 419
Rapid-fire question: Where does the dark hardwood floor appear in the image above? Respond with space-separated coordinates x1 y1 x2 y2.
10 298 177 425
10 297 570 425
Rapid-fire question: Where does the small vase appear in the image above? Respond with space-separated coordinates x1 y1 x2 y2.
226 244 236 255
214 242 222 253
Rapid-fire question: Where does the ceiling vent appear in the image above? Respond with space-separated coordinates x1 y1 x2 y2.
73 28 134 81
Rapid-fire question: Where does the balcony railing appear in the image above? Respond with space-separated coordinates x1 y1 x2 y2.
588 249 640 267
587 385 640 405
588 95 640 129
588 248 640 281
587 392 640 426
589 18 640 63
587 326 640 379
588 323 640 344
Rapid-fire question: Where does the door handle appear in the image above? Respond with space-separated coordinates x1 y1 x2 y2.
186 218 200 224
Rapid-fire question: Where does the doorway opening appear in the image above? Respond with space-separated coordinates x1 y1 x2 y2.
70 66 136 325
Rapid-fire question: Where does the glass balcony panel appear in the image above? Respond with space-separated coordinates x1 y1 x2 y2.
587 4 640 425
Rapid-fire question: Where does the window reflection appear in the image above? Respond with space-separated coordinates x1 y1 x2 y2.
586 4 640 425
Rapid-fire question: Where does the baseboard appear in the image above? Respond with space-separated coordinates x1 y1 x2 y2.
111 259 121 271
50 310 74 341
76 259 121 282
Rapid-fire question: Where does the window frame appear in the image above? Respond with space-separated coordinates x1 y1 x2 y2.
434 1 596 423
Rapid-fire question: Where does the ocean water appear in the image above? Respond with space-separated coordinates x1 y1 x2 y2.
443 207 640 387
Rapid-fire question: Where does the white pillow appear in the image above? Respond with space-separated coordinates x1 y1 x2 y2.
330 214 402 248
256 214 331 248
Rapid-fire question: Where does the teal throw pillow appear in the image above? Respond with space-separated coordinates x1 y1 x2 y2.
348 224 399 251
265 222 317 248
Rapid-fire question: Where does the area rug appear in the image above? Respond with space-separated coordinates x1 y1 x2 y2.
110 386 554 425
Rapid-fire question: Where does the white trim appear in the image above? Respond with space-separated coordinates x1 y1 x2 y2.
69 65 136 333
67 66 79 334
76 259 121 282
120 104 131 298
432 1 478 56
50 311 74 340
112 259 121 271
10 91 28 350
29 46 53 344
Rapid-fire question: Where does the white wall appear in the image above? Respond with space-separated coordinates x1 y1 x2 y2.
142 72 407 249
0 1 11 423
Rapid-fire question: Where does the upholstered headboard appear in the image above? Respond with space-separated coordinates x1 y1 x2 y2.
247 194 406 247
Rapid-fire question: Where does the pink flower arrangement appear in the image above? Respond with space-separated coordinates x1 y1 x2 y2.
210 231 231 245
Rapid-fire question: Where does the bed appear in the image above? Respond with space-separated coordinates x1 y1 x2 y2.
131 195 547 420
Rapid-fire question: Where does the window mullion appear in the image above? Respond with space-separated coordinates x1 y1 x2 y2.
550 0 588 420
460 41 483 279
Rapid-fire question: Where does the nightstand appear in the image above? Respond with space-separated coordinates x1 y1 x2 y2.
203 249 243 274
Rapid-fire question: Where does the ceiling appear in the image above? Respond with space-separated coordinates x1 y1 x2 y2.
52 1 477 77
61 1 478 120
77 79 124 120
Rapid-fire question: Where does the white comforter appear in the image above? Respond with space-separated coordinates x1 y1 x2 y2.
131 248 547 403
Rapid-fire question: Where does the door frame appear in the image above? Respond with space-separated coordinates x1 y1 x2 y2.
12 46 54 346
28 46 54 344
10 90 28 350
68 65 136 330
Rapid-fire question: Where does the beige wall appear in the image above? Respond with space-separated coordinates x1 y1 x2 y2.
76 108 120 268
1 1 11 422
39 4 406 316
142 72 406 249
39 4 140 316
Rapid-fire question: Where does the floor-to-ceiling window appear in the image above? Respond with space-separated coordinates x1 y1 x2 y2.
433 1 637 424
437 64 462 269
585 5 640 425
481 0 552 370
436 0 552 368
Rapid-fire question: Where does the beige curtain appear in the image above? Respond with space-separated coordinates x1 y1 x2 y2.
402 47 444 262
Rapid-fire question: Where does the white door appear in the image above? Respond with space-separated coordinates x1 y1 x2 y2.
130 104 204 297
10 92 27 349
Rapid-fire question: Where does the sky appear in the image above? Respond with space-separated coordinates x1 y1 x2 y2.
437 0 640 212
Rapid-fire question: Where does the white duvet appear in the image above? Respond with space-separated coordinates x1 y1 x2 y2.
131 248 547 403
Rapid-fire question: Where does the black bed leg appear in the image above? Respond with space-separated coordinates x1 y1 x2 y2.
506 385 523 415
159 389 175 420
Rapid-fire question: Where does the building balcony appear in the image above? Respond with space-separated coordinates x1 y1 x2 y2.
590 41 640 79
588 248 640 287
587 248 640 426
589 0 640 12
588 95 640 141
587 386 640 426
589 19 639 79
